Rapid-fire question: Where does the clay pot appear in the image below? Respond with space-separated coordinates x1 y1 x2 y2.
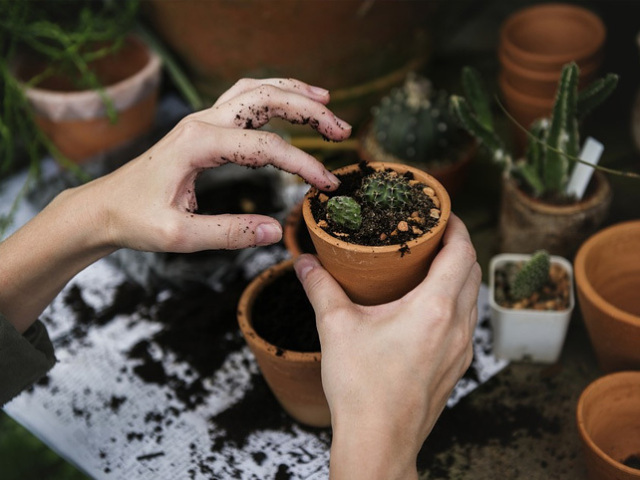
498 172 612 258
302 162 451 306
500 3 606 73
489 253 575 363
576 371 640 479
237 259 329 427
574 220 640 372
357 124 477 198
143 0 435 129
283 201 315 258
13 35 162 163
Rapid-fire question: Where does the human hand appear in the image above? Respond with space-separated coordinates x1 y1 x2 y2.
73 78 351 253
294 213 481 480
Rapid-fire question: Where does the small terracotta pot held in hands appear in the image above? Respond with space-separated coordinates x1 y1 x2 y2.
302 162 451 306
237 259 330 428
576 371 640 480
574 220 640 372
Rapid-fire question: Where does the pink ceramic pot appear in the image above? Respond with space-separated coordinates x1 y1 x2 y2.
574 220 640 372
577 371 640 480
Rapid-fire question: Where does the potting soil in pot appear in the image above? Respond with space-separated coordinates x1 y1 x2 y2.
251 270 320 353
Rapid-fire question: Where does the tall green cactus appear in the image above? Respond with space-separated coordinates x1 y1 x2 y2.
510 250 551 301
450 63 619 198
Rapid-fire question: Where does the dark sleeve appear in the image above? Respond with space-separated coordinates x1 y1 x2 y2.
0 314 57 407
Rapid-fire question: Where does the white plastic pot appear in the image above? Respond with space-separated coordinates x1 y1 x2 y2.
489 253 575 363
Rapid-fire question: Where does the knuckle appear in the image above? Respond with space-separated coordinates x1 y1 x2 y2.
155 218 188 252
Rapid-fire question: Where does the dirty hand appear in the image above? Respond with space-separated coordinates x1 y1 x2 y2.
82 77 351 253
295 214 481 480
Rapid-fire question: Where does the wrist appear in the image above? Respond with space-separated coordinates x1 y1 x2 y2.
329 415 419 480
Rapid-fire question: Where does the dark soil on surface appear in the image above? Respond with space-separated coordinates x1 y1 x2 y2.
309 162 439 247
623 454 640 469
251 270 319 353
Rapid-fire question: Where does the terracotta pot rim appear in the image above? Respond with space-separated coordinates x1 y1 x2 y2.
500 3 606 67
576 371 640 477
574 220 640 326
498 46 601 82
502 172 611 215
19 35 162 109
499 73 555 108
237 258 321 364
489 253 575 315
302 161 451 254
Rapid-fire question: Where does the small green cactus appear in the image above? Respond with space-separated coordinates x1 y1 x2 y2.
371 72 461 164
450 63 619 198
510 250 551 301
326 195 362 231
358 171 413 209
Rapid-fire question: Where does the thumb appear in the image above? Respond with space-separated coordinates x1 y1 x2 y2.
294 254 352 320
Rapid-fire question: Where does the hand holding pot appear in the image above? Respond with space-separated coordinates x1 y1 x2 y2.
295 213 481 479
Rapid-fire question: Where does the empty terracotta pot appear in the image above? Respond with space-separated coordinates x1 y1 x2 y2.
499 72 554 137
577 371 640 480
237 259 330 427
500 3 605 73
14 35 162 163
574 220 640 372
302 162 451 306
283 200 315 258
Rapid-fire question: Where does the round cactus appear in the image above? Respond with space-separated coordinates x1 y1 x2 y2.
358 171 413 210
371 72 457 162
326 196 362 231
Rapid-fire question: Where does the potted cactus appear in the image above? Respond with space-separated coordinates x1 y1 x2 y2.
302 161 450 305
450 63 617 257
489 250 575 363
359 72 476 196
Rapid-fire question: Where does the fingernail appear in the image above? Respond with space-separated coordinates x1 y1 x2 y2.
325 170 341 188
255 223 282 246
335 116 352 130
294 254 320 281
310 85 329 96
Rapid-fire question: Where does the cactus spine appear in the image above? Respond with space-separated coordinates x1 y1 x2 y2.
450 63 618 198
358 171 413 209
326 196 362 231
510 250 551 301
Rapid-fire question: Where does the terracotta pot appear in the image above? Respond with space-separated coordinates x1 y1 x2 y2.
498 172 612 258
500 3 606 73
577 371 640 479
489 253 575 363
14 35 162 163
302 162 451 306
237 259 329 427
499 46 601 99
143 0 435 129
574 220 640 372
283 201 315 258
357 123 477 198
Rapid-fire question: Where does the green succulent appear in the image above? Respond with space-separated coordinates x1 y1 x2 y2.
358 170 413 210
450 63 618 199
326 195 362 231
510 250 551 301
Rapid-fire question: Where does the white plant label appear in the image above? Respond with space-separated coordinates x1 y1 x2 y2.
565 136 603 200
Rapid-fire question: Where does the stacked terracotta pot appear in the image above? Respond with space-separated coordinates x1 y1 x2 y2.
498 3 606 147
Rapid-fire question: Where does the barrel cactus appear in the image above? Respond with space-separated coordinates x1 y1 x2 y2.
371 72 460 164
358 170 413 209
326 196 362 231
450 63 618 198
510 250 551 301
